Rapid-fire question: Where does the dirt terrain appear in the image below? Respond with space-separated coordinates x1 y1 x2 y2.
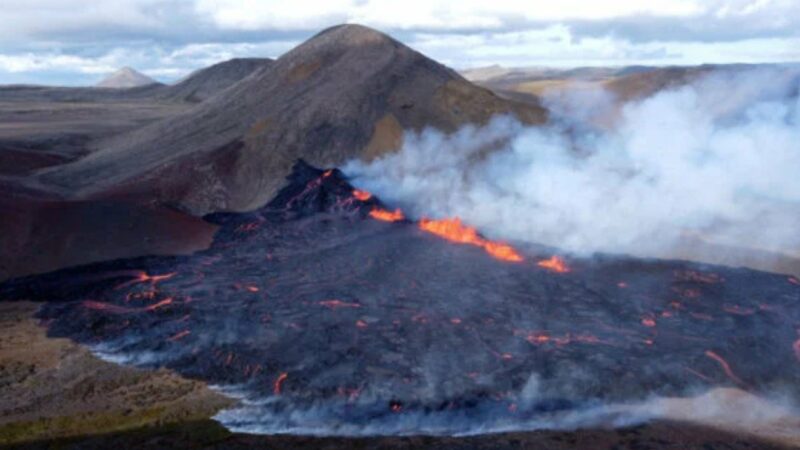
0 302 233 446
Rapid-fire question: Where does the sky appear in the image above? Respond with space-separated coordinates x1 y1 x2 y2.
2 0 799 86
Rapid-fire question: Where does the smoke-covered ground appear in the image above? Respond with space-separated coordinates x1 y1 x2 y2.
3 162 800 439
345 67 800 260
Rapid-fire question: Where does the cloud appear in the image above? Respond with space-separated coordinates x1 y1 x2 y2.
0 39 298 86
194 0 702 32
1 0 800 85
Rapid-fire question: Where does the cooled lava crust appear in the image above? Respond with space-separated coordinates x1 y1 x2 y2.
3 160 800 434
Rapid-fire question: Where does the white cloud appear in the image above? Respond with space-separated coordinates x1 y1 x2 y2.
0 53 116 74
0 0 170 41
194 0 703 31
1 0 799 85
0 40 298 86
410 29 800 68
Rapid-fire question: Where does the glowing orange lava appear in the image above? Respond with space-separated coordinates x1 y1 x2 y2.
274 372 288 395
318 299 361 309
705 350 745 386
369 207 405 222
641 317 656 327
520 330 605 346
418 217 523 262
536 255 570 273
82 301 134 314
115 271 176 290
352 189 372 201
144 297 174 311
723 305 755 316
168 329 191 341
83 298 174 314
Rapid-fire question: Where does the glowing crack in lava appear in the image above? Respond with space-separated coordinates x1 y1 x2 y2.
536 255 570 273
3 160 800 436
352 189 372 201
274 372 289 395
369 207 405 222
357 189 522 262
704 350 746 387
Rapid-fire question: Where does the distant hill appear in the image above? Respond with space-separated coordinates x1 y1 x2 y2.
0 58 268 103
96 67 158 88
41 24 548 215
161 58 273 102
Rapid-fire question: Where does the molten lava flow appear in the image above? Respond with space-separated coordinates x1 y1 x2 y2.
685 366 714 383
274 372 288 395
115 271 176 290
641 317 656 327
144 297 174 311
418 217 523 262
369 207 405 222
168 329 191 341
83 298 174 314
705 350 745 386
82 300 133 314
723 305 755 316
352 189 372 201
483 241 524 262
318 299 361 309
536 256 570 273
675 270 724 284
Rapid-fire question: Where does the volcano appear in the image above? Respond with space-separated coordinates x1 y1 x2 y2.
36 24 547 215
4 160 799 436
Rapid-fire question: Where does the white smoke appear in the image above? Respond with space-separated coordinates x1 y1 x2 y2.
345 67 800 259
213 386 800 446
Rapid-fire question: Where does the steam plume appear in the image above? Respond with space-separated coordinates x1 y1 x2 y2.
345 67 800 259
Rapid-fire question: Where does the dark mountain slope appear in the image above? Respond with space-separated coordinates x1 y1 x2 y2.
160 58 273 103
39 24 548 215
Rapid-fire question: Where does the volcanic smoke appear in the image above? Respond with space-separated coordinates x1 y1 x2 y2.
345 67 800 261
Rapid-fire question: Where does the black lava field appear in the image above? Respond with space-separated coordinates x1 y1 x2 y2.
3 161 800 435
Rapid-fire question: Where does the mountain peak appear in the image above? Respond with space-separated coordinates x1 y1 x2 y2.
96 67 156 89
315 23 394 42
285 23 400 59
